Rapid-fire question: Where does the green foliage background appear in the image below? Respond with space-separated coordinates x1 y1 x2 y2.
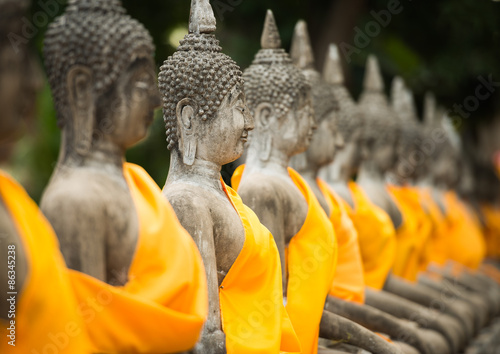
8 0 500 202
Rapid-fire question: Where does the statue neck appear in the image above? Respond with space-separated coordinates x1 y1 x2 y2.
293 152 320 183
166 150 225 196
328 154 354 184
245 140 290 177
58 129 125 175
357 159 386 185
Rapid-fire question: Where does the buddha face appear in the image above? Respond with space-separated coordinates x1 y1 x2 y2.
0 44 42 145
277 94 315 157
97 56 160 151
306 109 344 168
195 84 254 166
371 137 398 173
337 128 363 174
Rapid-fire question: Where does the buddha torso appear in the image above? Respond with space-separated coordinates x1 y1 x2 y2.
238 170 307 246
41 166 138 285
164 181 245 285
359 178 403 229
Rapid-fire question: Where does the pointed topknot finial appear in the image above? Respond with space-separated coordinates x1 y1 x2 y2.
363 55 384 91
423 92 437 126
189 0 216 35
290 20 315 70
261 10 281 49
391 76 406 112
391 77 419 122
323 43 344 85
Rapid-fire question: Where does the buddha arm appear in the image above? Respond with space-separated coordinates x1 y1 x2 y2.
383 275 475 339
324 296 432 354
168 197 225 353
319 310 403 354
365 287 464 352
40 194 107 282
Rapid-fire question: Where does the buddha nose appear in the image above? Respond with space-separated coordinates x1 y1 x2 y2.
243 105 254 132
335 130 345 149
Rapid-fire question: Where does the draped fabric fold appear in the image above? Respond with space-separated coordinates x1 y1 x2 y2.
347 182 396 289
232 166 337 354
0 171 91 353
219 180 301 353
317 179 365 304
69 163 208 353
387 185 433 281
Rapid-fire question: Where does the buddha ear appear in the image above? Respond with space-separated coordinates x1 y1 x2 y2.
176 98 197 166
254 102 274 131
67 65 94 156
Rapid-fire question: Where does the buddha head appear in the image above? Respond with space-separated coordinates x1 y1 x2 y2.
242 10 313 162
358 55 399 174
423 103 461 188
290 21 343 170
44 0 159 160
390 77 426 183
159 0 253 167
323 43 364 174
0 0 42 157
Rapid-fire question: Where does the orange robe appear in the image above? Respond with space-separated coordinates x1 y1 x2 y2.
481 204 500 260
420 188 450 267
219 181 301 353
386 185 433 281
443 191 486 269
69 163 208 353
317 179 365 304
347 182 397 289
232 166 337 354
0 171 91 353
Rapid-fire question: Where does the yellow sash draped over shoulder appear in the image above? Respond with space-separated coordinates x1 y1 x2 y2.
317 179 365 304
0 171 91 353
69 163 208 353
286 169 337 354
347 182 396 289
386 185 433 281
232 165 335 354
443 191 486 270
420 188 449 267
219 181 301 354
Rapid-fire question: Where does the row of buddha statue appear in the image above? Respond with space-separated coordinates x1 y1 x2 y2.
1 0 500 353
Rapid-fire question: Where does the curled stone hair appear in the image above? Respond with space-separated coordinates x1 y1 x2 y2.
323 44 363 142
158 0 242 151
43 0 155 128
243 11 310 121
291 20 337 122
358 55 399 148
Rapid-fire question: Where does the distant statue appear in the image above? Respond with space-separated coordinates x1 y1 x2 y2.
316 46 465 353
233 14 402 354
356 55 403 229
0 0 91 352
41 0 208 352
289 28 451 353
159 3 300 353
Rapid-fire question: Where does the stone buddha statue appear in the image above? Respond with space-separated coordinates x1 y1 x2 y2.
288 27 453 354
41 0 159 283
233 14 402 354
159 3 301 353
41 1 209 352
319 44 364 209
